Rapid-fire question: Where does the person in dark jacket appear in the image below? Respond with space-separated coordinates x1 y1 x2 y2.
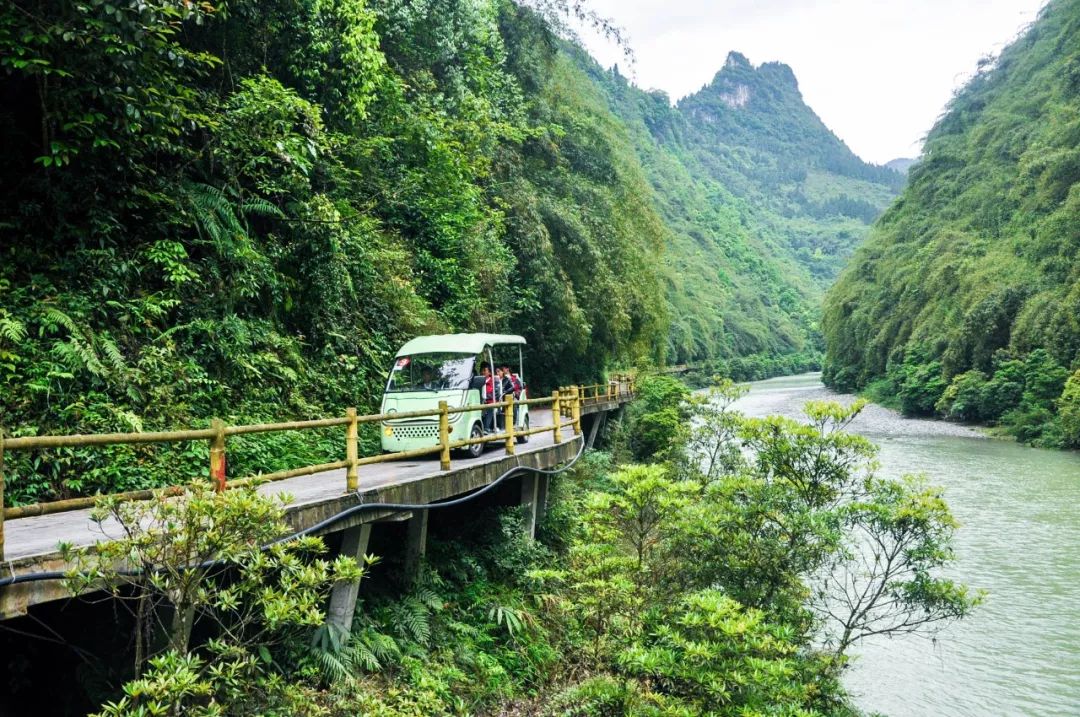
493 366 514 430
500 365 523 425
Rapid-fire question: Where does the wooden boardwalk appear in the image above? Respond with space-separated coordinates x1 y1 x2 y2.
1 409 585 617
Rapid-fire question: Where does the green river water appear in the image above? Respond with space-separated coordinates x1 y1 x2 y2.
731 373 1080 717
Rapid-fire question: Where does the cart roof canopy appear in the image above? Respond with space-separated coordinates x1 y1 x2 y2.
395 333 526 357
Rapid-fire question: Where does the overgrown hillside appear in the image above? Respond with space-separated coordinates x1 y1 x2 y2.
0 0 666 502
588 51 903 375
823 0 1080 447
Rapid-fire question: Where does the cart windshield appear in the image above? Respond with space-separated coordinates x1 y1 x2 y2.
385 352 476 392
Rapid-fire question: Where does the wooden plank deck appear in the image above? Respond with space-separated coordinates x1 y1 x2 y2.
0 409 593 617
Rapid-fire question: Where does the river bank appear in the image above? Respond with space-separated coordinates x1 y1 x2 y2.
732 373 1080 716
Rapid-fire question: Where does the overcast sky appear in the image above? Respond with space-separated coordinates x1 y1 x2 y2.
578 1 1046 165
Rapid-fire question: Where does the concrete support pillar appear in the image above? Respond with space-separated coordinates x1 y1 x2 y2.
535 474 550 527
586 411 607 449
327 523 372 632
404 509 429 578
520 473 540 540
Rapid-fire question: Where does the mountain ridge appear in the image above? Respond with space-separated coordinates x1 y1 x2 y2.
578 48 905 372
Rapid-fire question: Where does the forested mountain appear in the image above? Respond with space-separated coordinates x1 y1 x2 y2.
823 0 1080 447
585 50 903 374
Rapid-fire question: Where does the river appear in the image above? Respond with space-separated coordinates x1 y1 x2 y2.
731 373 1080 717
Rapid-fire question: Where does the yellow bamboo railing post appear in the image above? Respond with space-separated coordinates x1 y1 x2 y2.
552 390 562 444
504 395 515 454
346 407 359 491
0 431 6 561
439 401 451 471
210 419 226 492
571 386 582 436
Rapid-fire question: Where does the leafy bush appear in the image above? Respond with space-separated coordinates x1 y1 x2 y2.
936 370 989 421
618 375 691 462
896 360 947 416
980 356 1027 420
543 675 637 716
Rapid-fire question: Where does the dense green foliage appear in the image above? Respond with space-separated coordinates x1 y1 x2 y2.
587 51 902 367
823 0 1080 446
0 0 669 503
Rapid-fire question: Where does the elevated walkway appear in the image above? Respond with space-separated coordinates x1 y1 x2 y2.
1 381 632 618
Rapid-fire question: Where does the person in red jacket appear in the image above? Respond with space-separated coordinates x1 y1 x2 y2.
479 363 501 432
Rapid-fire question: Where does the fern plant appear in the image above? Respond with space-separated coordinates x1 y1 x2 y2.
388 589 442 646
39 307 134 398
185 182 284 309
0 309 27 379
307 622 402 686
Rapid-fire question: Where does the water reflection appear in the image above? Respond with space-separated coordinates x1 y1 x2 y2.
731 373 1080 717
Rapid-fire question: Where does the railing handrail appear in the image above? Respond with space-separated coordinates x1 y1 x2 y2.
0 380 634 451
0 379 636 558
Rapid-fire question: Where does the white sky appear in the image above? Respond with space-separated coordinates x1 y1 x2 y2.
578 1 1046 164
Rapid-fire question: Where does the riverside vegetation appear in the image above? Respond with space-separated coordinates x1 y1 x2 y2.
45 375 977 715
823 0 1080 448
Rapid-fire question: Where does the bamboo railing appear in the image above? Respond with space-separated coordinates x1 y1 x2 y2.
0 378 636 560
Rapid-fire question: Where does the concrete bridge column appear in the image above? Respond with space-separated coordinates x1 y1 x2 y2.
520 472 553 539
520 474 540 539
404 509 429 578
535 474 550 527
327 523 372 632
585 412 606 449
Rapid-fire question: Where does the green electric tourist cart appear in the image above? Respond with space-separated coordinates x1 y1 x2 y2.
379 333 530 458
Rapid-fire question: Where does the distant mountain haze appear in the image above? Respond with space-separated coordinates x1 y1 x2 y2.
884 157 917 174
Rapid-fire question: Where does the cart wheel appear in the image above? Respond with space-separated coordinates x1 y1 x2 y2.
466 422 485 458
